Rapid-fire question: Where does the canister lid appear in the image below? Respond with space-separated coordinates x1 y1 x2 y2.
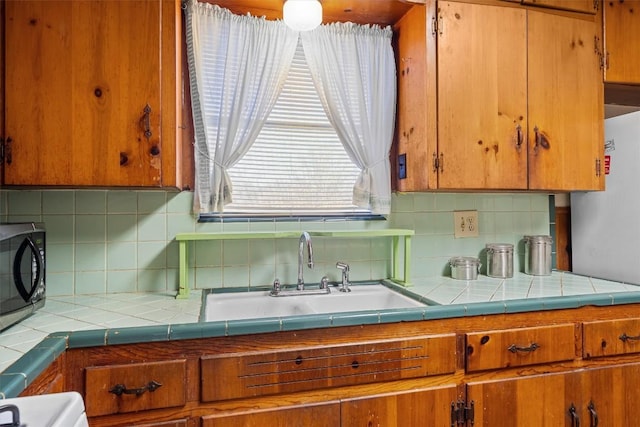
449 256 480 267
524 235 553 244
486 243 513 252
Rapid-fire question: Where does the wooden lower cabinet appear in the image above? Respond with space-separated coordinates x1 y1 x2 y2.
341 385 458 426
467 362 640 426
201 401 340 427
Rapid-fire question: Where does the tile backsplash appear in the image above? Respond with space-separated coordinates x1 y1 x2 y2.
0 190 551 296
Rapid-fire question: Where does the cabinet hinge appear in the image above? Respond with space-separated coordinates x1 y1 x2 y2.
433 152 444 173
432 15 443 37
593 0 600 11
451 400 474 426
596 158 602 177
0 137 4 163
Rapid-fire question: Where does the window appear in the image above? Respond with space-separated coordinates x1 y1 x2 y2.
223 41 364 216
185 2 396 218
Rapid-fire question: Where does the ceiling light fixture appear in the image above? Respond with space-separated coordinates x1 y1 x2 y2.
283 0 322 31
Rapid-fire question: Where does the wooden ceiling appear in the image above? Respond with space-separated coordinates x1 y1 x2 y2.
206 0 423 27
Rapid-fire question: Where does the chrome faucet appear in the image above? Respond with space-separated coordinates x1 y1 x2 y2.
297 231 314 290
336 261 351 292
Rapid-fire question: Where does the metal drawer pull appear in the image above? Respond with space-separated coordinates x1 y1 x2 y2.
619 332 640 342
109 380 162 396
569 403 580 427
507 342 540 353
588 401 599 427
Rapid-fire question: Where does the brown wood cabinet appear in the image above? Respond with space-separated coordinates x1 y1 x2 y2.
2 0 191 188
603 0 640 84
520 0 596 14
22 304 640 426
341 385 458 426
395 1 604 192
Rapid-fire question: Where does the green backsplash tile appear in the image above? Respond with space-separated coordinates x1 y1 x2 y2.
107 242 137 270
46 272 74 296
512 194 532 212
75 214 106 243
222 240 249 266
107 214 137 242
137 214 167 242
43 191 74 214
75 271 106 294
249 239 276 265
222 266 251 287
194 266 223 289
166 191 193 213
75 191 106 214
107 270 138 293
107 191 138 214
167 213 197 238
494 212 514 234
42 214 74 244
138 192 167 214
195 240 222 267
47 243 74 273
494 194 514 211
250 264 276 288
434 193 456 211
137 241 167 269
137 268 167 292
412 193 435 212
7 191 41 215
75 243 106 271
391 193 414 212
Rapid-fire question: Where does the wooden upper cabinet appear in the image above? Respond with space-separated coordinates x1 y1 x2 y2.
603 0 640 84
437 1 528 189
394 4 435 191
3 0 188 188
394 1 604 192
527 10 604 191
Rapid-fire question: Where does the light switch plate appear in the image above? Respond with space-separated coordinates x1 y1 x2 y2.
454 210 479 238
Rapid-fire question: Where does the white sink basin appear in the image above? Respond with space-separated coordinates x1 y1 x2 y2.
0 392 88 427
202 283 425 322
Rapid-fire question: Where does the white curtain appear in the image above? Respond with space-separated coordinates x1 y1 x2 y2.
185 1 299 213
301 23 396 215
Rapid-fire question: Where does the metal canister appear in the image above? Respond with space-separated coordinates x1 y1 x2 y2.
524 235 553 276
449 256 481 280
486 243 514 278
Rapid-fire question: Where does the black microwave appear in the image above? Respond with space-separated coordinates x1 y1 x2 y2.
0 222 46 331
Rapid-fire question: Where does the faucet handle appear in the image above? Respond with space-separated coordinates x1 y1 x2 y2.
270 278 281 296
336 262 351 292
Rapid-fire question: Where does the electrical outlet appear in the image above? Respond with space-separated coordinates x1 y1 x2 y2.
454 210 479 238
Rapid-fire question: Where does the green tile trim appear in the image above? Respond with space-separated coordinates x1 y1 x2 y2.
106 325 170 346
175 229 415 298
0 373 27 398
68 329 108 349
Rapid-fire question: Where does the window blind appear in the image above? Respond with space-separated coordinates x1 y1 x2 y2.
224 41 364 215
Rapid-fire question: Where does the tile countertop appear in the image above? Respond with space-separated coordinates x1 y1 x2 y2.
2 271 640 398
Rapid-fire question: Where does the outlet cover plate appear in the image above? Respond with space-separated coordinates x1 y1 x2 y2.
454 210 479 238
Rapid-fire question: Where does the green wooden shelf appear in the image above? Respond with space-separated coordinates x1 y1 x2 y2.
174 229 414 299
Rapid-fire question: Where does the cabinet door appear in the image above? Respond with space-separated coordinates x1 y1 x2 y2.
4 0 162 186
467 371 582 426
341 385 458 427
395 4 434 191
604 0 640 83
579 362 640 426
436 2 528 189
201 401 340 427
527 11 604 191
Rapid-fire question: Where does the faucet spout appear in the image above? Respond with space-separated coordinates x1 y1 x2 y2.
297 231 313 290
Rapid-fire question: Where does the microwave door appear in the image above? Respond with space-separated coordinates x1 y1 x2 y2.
13 237 42 302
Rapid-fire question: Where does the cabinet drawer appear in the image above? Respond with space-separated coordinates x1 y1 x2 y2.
465 324 577 372
583 318 640 358
85 359 187 417
201 334 456 402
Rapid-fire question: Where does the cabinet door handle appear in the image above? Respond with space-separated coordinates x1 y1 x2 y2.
533 126 551 153
569 403 580 427
140 104 152 141
588 401 598 427
507 342 540 353
516 124 523 150
619 332 640 342
109 380 162 396
5 137 12 165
